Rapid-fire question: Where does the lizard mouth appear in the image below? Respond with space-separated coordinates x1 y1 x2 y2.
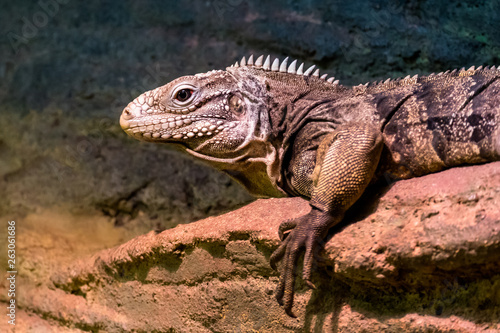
120 108 228 141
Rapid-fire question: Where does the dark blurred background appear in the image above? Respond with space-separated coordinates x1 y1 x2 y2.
1 0 499 233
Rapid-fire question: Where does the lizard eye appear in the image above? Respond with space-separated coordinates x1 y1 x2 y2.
171 84 197 107
175 89 192 102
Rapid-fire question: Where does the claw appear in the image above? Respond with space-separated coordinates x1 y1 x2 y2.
280 230 292 241
275 292 284 305
270 237 289 270
275 265 286 305
270 256 279 271
281 239 300 317
278 219 298 241
305 280 316 289
285 307 297 318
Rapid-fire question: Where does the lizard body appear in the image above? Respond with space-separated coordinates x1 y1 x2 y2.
120 55 500 316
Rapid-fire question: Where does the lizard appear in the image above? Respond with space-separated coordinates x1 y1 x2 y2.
120 54 500 317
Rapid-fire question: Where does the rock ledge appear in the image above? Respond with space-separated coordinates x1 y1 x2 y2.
19 162 500 332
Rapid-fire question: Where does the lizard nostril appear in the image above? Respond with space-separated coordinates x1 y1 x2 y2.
120 107 135 130
122 108 134 120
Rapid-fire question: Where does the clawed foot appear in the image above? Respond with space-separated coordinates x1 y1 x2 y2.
269 208 332 317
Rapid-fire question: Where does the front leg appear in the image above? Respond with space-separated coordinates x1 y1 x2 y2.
270 124 383 317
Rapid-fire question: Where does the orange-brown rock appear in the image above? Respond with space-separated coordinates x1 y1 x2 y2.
2 162 499 332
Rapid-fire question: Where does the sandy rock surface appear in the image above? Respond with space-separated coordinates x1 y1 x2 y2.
2 162 498 332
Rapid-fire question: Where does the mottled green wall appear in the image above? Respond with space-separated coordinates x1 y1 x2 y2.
1 0 499 231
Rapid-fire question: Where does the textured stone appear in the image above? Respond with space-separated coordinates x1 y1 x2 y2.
7 162 499 332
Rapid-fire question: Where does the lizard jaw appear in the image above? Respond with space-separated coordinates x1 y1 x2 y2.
120 100 231 145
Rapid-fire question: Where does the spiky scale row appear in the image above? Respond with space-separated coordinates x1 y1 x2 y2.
362 63 497 94
229 55 338 85
227 55 500 94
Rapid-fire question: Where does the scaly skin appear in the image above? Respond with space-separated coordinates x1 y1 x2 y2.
120 55 500 316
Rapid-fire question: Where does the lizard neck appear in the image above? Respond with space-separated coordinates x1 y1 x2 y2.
185 138 288 198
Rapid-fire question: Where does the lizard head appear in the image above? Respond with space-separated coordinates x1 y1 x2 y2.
120 67 268 159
